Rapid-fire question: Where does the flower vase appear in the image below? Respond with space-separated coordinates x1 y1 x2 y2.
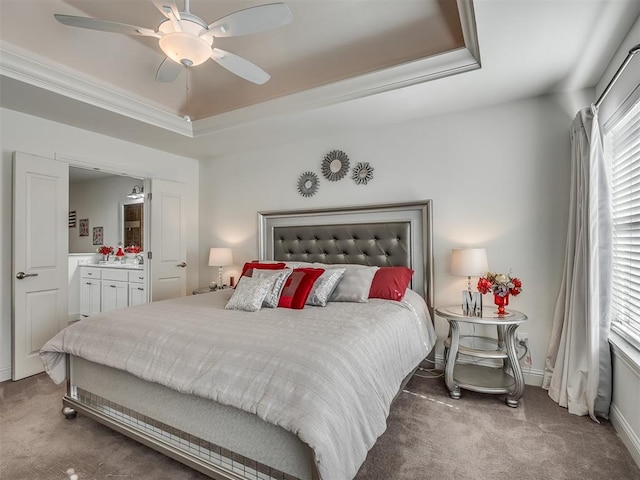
494 293 509 315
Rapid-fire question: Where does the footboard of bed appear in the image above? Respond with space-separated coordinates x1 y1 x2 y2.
64 355 318 480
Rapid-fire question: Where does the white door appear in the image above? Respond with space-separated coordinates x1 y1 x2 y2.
12 152 68 380
149 179 187 301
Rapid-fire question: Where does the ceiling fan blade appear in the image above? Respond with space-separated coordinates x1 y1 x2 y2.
204 3 292 38
54 14 157 37
155 57 183 82
149 0 182 21
211 48 270 85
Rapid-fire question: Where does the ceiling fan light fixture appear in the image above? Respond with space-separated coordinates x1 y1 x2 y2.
159 32 212 66
158 17 212 66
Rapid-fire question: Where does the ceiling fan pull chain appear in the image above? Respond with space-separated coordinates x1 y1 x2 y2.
184 68 192 123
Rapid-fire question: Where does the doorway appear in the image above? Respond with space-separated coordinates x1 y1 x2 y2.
68 166 148 322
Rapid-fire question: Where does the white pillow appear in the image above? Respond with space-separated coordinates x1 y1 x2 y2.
306 268 346 306
327 265 379 303
225 277 272 312
252 269 292 308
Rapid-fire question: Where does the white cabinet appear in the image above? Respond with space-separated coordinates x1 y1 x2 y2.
128 270 147 307
80 268 102 317
101 269 129 312
80 266 146 317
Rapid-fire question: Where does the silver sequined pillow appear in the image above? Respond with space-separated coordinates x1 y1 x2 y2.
306 268 346 307
225 277 272 312
252 269 293 308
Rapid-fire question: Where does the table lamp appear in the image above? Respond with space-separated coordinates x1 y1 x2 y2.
451 248 489 315
208 247 233 290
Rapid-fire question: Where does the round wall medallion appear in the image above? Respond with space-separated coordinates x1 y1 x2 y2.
297 171 319 197
321 150 350 181
352 162 374 185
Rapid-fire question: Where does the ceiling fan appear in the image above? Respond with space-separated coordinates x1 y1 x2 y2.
54 0 292 85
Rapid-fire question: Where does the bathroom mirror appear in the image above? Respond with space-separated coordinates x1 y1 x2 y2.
121 201 144 251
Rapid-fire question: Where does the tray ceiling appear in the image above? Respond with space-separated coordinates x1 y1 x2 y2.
0 0 478 137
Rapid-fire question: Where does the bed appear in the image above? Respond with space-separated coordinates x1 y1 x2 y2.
40 201 435 480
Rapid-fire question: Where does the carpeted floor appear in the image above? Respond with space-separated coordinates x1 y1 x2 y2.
1 371 639 480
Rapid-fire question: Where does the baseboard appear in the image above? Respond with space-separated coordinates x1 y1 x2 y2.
68 313 82 324
610 402 640 469
0 365 12 382
434 353 544 387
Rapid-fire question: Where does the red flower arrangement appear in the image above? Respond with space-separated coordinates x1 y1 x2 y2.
97 245 113 256
477 272 523 297
124 245 141 254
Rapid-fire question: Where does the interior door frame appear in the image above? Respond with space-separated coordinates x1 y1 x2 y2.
60 155 152 303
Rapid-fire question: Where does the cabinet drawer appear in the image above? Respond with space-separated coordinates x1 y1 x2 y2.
102 269 129 282
81 267 102 280
129 271 146 283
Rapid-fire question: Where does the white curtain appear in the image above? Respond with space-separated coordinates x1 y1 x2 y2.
542 107 613 421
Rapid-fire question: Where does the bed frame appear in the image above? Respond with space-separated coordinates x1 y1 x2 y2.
61 201 434 480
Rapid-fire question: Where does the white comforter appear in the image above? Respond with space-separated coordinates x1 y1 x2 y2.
40 289 435 480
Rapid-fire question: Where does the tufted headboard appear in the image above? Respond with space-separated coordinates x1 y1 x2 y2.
258 201 433 312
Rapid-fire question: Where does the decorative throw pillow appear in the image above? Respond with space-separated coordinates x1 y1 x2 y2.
369 266 414 301
329 265 379 302
278 268 325 309
253 269 293 308
240 261 287 279
225 276 272 312
306 268 346 307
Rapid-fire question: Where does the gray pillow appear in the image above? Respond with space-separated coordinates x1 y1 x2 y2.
225 277 272 312
306 268 346 306
253 269 292 308
328 265 379 302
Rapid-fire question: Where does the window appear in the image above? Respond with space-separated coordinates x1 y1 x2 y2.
607 98 640 350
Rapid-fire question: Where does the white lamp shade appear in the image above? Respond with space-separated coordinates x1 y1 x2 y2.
450 248 489 277
208 247 233 267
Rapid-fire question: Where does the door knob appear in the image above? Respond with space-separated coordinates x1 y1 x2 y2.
177 262 187 268
16 272 38 280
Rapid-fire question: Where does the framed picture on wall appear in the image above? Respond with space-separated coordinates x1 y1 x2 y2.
92 226 103 245
68 210 77 228
79 218 89 237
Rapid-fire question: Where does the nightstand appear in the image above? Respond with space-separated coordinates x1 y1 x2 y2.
192 287 215 295
436 305 528 407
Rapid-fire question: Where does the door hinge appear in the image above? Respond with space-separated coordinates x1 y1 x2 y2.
147 251 152 260
147 192 152 201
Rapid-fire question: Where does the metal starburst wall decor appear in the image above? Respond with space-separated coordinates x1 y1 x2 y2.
351 162 374 185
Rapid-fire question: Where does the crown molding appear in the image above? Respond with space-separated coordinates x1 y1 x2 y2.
192 46 480 136
0 43 193 137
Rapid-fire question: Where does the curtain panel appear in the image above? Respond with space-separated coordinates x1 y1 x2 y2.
543 108 613 421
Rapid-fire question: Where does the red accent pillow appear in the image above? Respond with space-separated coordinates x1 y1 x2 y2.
368 266 414 301
240 262 287 279
278 268 324 309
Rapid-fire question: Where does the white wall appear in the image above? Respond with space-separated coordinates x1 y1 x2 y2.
199 91 590 383
0 107 200 381
69 176 142 253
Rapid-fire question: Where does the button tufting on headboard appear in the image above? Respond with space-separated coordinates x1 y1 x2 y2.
273 222 410 268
